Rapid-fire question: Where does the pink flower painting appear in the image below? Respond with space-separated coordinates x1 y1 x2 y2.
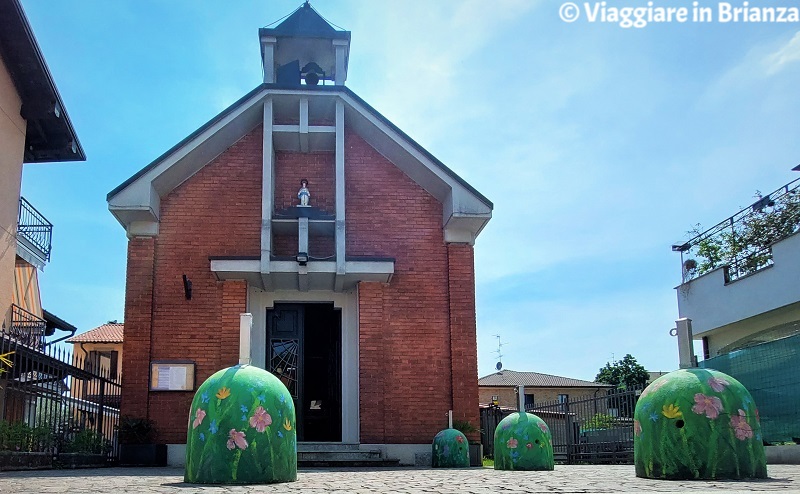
633 420 642 437
708 376 730 393
455 435 464 444
538 422 549 434
730 409 753 440
226 429 248 450
691 393 723 419
249 406 272 433
192 408 206 429
506 437 518 449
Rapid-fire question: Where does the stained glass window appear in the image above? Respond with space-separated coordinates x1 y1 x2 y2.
271 339 299 398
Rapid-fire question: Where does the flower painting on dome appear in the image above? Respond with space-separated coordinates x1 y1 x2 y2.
184 365 297 484
633 368 767 481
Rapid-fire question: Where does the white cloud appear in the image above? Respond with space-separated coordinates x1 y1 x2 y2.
765 30 800 76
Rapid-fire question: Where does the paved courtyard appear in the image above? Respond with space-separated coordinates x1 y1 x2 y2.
0 465 798 493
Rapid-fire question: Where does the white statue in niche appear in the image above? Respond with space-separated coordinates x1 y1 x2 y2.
298 178 310 207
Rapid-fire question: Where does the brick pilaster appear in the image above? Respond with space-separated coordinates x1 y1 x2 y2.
358 281 386 443
121 237 156 419
447 243 480 442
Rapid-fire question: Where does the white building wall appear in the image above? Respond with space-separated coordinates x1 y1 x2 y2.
677 232 800 336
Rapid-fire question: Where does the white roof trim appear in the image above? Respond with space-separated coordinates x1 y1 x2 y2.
108 86 491 241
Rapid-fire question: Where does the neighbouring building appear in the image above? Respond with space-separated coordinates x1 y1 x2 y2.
673 172 800 443
478 369 613 409
673 175 799 359
107 3 492 465
0 0 84 421
66 322 123 407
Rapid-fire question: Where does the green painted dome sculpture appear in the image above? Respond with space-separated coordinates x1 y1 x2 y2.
184 365 297 484
494 412 554 471
431 428 470 468
634 368 767 480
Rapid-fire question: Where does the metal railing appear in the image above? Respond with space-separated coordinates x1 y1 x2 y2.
530 388 641 464
674 178 800 284
0 337 121 465
480 387 643 464
5 304 47 351
17 197 53 262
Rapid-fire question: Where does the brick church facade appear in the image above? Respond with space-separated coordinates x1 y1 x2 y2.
108 3 492 464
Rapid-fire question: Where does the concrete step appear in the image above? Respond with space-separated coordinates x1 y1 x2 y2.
298 458 401 467
295 444 401 467
297 442 360 452
298 450 381 461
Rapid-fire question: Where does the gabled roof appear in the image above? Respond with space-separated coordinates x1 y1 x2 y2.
259 2 350 41
108 84 492 242
478 370 613 388
0 0 85 162
67 323 123 344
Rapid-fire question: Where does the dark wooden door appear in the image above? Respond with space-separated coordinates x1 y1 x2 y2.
266 304 304 440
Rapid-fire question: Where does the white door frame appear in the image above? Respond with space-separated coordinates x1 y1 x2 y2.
248 286 359 443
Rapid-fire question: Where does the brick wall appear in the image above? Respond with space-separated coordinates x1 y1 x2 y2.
122 126 262 442
272 233 335 258
348 131 460 444
273 151 334 213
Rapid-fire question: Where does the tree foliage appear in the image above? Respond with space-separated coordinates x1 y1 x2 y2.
689 188 800 279
595 354 649 390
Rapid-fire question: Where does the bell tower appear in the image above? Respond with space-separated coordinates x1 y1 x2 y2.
259 2 351 86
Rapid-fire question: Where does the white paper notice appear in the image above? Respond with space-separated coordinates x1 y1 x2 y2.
157 367 171 390
169 366 187 390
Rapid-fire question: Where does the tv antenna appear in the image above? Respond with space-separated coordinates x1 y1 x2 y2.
493 334 506 371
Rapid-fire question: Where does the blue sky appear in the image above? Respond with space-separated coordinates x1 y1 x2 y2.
19 0 800 382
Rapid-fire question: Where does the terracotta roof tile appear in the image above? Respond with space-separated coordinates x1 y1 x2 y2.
67 323 123 343
478 369 612 388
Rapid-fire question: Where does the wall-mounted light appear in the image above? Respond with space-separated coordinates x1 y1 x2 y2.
183 274 192 300
296 252 308 266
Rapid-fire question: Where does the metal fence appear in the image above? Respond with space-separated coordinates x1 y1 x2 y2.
481 387 644 464
0 336 120 465
700 332 800 444
674 177 800 284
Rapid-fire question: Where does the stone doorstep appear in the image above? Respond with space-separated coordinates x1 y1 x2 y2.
296 442 361 452
296 444 401 467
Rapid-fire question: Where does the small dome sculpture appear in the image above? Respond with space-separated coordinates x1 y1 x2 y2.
494 412 554 471
431 428 470 468
184 365 297 484
634 368 767 480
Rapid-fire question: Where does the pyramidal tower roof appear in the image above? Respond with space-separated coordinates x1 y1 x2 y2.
259 1 350 40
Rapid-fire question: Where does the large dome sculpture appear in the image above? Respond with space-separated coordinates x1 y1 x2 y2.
634 368 767 480
184 365 297 484
494 412 554 471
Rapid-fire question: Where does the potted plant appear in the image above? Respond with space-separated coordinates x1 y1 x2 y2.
117 416 167 467
453 420 483 467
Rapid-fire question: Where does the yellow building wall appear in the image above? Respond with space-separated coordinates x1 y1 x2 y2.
479 386 611 408
0 55 26 331
71 341 124 400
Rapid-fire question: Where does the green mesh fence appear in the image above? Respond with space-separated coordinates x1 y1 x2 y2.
700 333 800 444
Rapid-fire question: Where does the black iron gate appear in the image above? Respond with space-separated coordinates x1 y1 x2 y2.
481 387 643 464
1 336 121 466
